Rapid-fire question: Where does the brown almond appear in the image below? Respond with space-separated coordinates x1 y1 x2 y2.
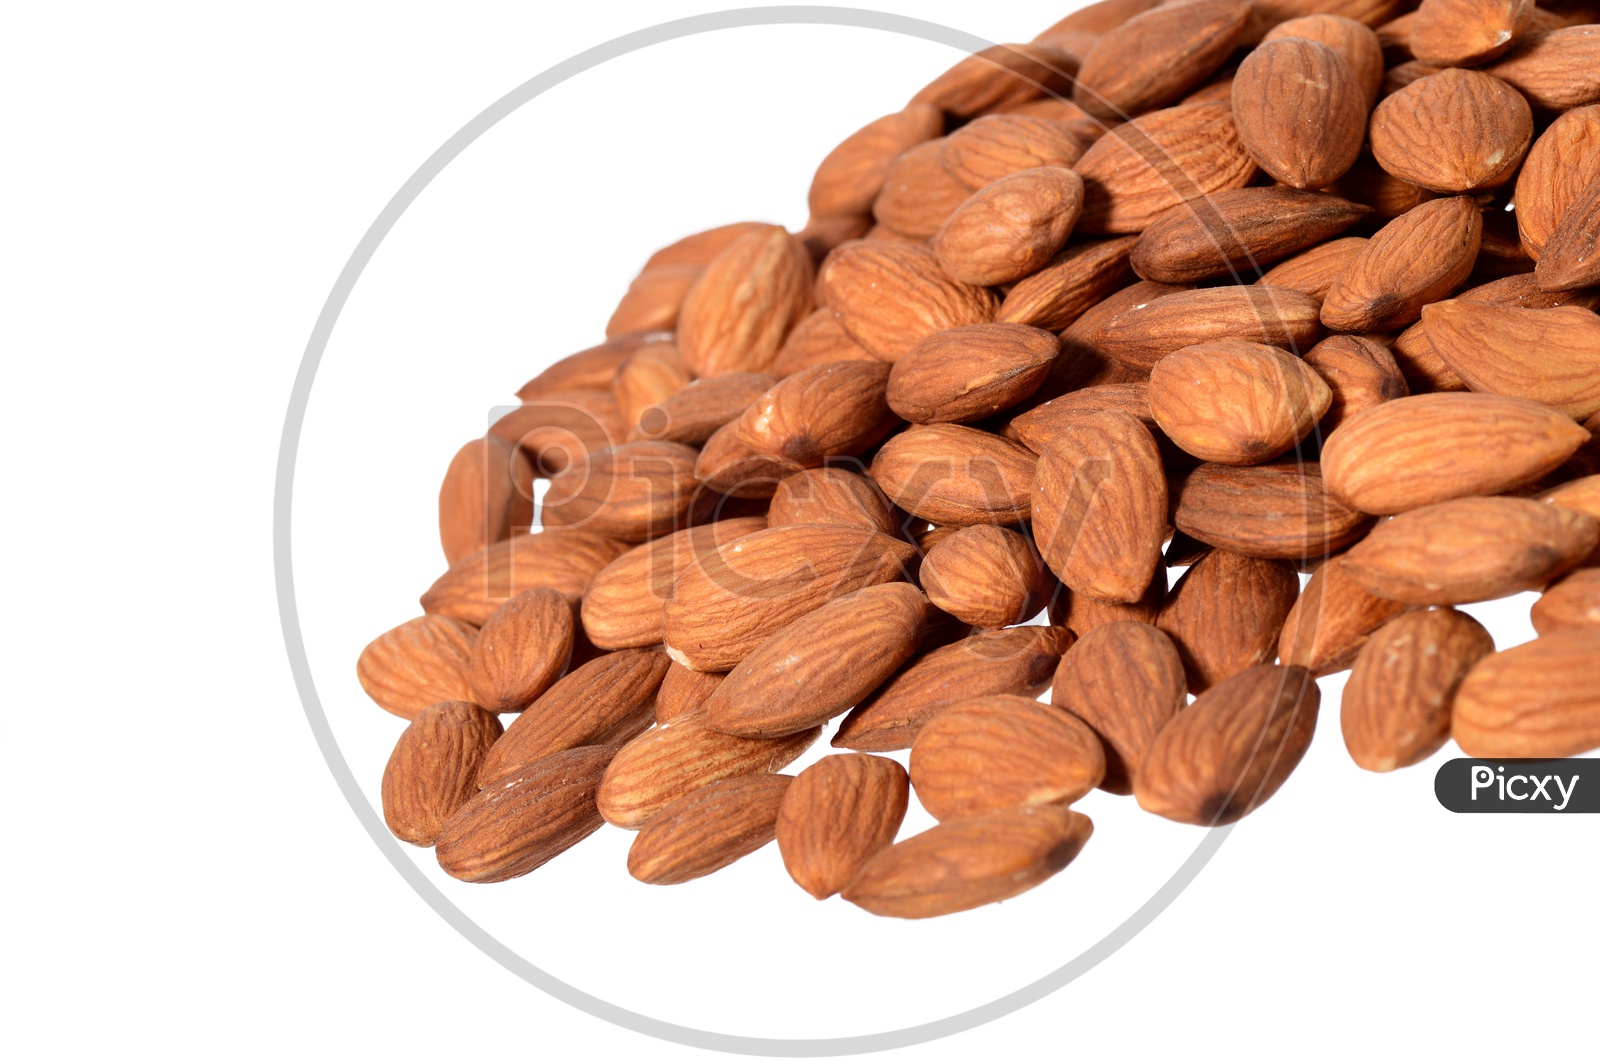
1158 549 1301 692
643 221 777 272
910 42 1078 119
1135 664 1320 825
626 774 793 885
940 115 1090 193
1263 14 1386 105
1544 474 1600 520
1049 564 1169 634
1072 0 1251 120
921 524 1049 629
997 237 1140 331
1328 153 1438 219
933 167 1085 287
1232 38 1367 190
833 625 1074 751
1008 381 1156 450
1301 334 1408 432
692 419 803 499
871 423 1037 526
1484 26 1600 111
1537 179 1600 293
777 754 910 900
656 662 725 725
1255 236 1370 301
382 701 504 846
1131 188 1371 284
1277 556 1414 675
1173 461 1373 560
677 226 813 377
1340 496 1599 605
490 389 627 477
871 139 973 240
766 468 895 535
541 440 701 542
886 323 1059 424
611 341 691 432
842 805 1093 919
517 336 648 398
1370 69 1532 193
734 359 896 467
770 309 875 379
1342 608 1495 771
1532 568 1600 634
809 104 945 219
1149 342 1331 465
421 528 629 626
357 615 478 719
818 240 1000 362
1320 196 1482 332
1051 621 1185 793
1452 629 1600 757
466 587 575 712
801 212 884 269
1054 279 1194 375
1419 301 1600 419
438 436 534 566
1410 0 1533 65
606 266 699 338
1513 105 1600 261
634 371 775 445
1034 0 1164 52
1093 285 1324 370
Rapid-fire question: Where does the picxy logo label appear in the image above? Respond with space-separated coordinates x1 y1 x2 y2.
1435 759 1600 813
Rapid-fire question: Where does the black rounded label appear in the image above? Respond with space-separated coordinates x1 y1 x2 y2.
1435 758 1600 813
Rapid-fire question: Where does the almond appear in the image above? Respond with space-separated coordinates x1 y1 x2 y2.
1032 409 1167 603
940 115 1090 192
886 323 1060 424
1008 381 1157 450
633 372 775 445
1483 26 1600 110
466 587 575 712
692 419 803 499
1173 461 1374 560
656 662 725 724
702 582 926 738
611 341 692 432
818 240 1000 361
644 221 778 272
1092 285 1324 370
1340 496 1599 605
1543 474 1600 521
1050 621 1185 794
1232 37 1367 190
1130 188 1371 284
438 436 534 565
1301 334 1408 433
1255 236 1371 301
996 237 1139 331
357 615 478 719
677 225 813 376
490 389 627 477
661 523 917 671
1452 629 1600 757
541 440 701 542
1322 393 1592 513
1277 556 1414 675
734 359 897 468
1072 0 1252 120
920 524 1049 629
625 773 793 884
517 335 650 398
1135 664 1320 825
833 625 1074 751
382 701 504 846
776 754 909 900
1262 14 1386 106
871 139 973 240
1056 278 1194 372
420 528 628 626
435 746 613 882
1157 549 1301 692
1536 179 1600 293
770 309 875 379
871 423 1038 526
596 716 819 829
1328 153 1437 219
1049 564 1169 634
1418 301 1600 419
1531 568 1600 634
910 42 1078 119
1369 69 1533 193
933 167 1085 286
1033 0 1164 52
1513 105 1600 261
1341 608 1495 771
1410 0 1534 65
809 104 945 219
606 267 699 338
1320 196 1483 332
1149 342 1331 465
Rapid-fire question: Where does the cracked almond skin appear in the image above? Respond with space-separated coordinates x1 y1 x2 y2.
777 754 909 900
1532 569 1600 635
1277 557 1414 676
910 695 1106 820
1136 664 1320 826
1410 0 1534 66
1452 629 1600 757
1322 393 1592 515
1173 462 1374 562
1263 14 1386 106
596 717 819 829
436 746 615 883
1369 68 1533 193
357 615 478 720
1513 105 1600 261
1320 196 1483 333
1231 37 1366 190
382 701 504 846
808 104 944 219
767 468 895 535
935 168 1086 288
1256 236 1369 301
1031 409 1167 604
676 225 813 377
939 115 1090 191
1158 549 1300 693
735 359 896 467
662 523 916 671
476 649 669 786
541 440 701 542
703 583 926 738
818 240 1000 362
887 323 1060 425
1149 342 1332 465
871 423 1037 526
1130 188 1370 284
1341 608 1494 772
1341 496 1600 605
1072 0 1251 120
920 525 1047 629
626 773 793 885
438 435 534 566
655 662 725 724
996 237 1139 332
1092 285 1324 371
1419 301 1600 420
633 371 775 446
1484 25 1600 111
1051 621 1185 794
842 805 1093 919
1301 334 1408 433
833 625 1074 751
467 587 575 712
422 528 630 626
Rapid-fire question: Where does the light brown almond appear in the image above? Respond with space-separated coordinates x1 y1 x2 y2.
1051 620 1185 793
770 309 876 379
606 266 699 338
517 336 651 398
1255 236 1371 301
1277 556 1415 675
809 104 945 219
438 436 534 566
643 221 778 272
1301 334 1408 433
734 359 896 467
871 423 1037 526
1263 14 1385 105
611 341 691 432
1369 69 1533 193
357 615 478 719
1419 301 1600 419
933 167 1085 286
633 372 775 446
1008 381 1157 451
1513 105 1600 261
692 419 804 499
818 240 1000 362
541 440 701 542
467 587 575 713
871 139 973 240
1149 341 1331 465
677 226 813 377
886 323 1060 424
1484 26 1600 110
420 528 629 626
1232 37 1367 189
1048 564 1169 634
1130 188 1370 284
489 389 628 477
1173 461 1373 561
940 114 1090 191
767 467 896 535
1158 549 1301 692
1072 0 1252 120
1452 628 1600 757
1320 196 1482 332
910 42 1078 120
1537 178 1600 292
626 774 793 885
776 754 910 900
1410 0 1534 66
1092 285 1324 370
996 237 1140 331
1531 568 1600 634
921 524 1049 629
382 701 504 846
656 662 725 724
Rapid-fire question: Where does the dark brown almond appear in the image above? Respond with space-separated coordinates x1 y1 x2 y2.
777 754 910 900
910 42 1078 119
357 615 478 719
1130 188 1370 284
887 323 1059 424
1320 196 1483 332
940 114 1090 191
1232 38 1367 189
438 436 534 565
1419 301 1600 419
634 371 775 445
421 528 629 626
626 774 793 885
1370 69 1532 193
1277 556 1414 676
467 587 575 713
382 701 504 846
1158 549 1301 692
1256 236 1370 301
1452 629 1600 757
1173 461 1374 561
1093 285 1324 370
1148 341 1331 465
996 237 1140 331
1072 0 1252 119
871 423 1037 526
871 139 973 240
735 360 896 467
934 167 1085 287
1051 620 1185 793
656 662 725 724
1301 334 1408 433
818 240 1000 362
809 104 945 219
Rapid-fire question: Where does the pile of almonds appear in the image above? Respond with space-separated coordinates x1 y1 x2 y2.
359 0 1600 919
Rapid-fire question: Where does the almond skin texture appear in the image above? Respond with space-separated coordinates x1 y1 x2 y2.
692 419 803 499
934 167 1085 287
1410 0 1534 66
910 695 1106 820
1484 25 1600 111
1321 197 1483 332
467 587 575 712
1277 557 1414 676
625 774 793 885
1256 235 1369 301
357 615 477 720
421 529 629 627
777 754 909 900
1233 38 1366 190
606 266 698 338
772 310 876 380
1514 106 1600 261
1369 69 1533 194
1072 0 1251 120
1419 302 1600 420
518 337 642 398
382 701 504 846
997 237 1140 332
1149 342 1331 465
541 440 701 542
888 323 1060 424
1452 629 1600 757
1032 409 1167 604
1050 564 1169 635
1158 550 1301 693
1130 188 1370 284
1340 496 1600 605
634 372 775 446
476 649 669 786
1532 569 1600 635
1173 462 1374 561
491 388 627 476
818 241 1001 362
1135 664 1320 826
766 468 896 535
1301 334 1408 433
655 662 724 724
661 523 917 671
1537 179 1600 293
611 341 692 432
735 359 896 467
438 436 534 565
1074 102 1259 234
1341 608 1494 772
1322 393 1592 514
1009 381 1157 450
809 104 945 219
871 139 972 241
1093 285 1324 371
910 42 1079 120
1051 621 1185 794
920 525 1046 629
833 625 1074 751
596 717 819 829
871 423 1038 526
1263 14 1386 105
702 583 926 738
676 226 813 377
939 115 1090 191
435 746 614 883
842 805 1093 919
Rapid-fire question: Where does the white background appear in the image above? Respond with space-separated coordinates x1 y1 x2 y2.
5 1 1597 1060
